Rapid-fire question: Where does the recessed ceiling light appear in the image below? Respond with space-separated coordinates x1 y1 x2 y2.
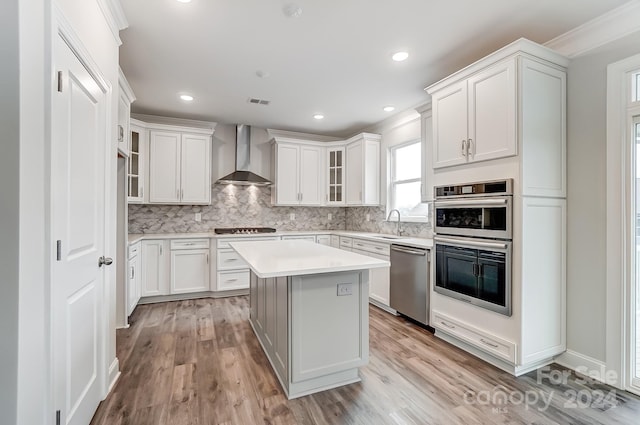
392 51 409 62
283 3 303 18
313 114 324 120
180 94 194 101
256 70 271 78
383 106 395 112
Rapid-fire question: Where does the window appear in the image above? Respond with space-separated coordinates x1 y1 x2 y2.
389 140 427 222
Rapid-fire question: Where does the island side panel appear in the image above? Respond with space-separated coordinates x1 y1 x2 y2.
290 270 370 384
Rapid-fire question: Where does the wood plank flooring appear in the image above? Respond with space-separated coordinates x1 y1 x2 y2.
91 297 640 424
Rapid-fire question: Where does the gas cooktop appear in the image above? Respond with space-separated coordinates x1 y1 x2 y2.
214 227 277 235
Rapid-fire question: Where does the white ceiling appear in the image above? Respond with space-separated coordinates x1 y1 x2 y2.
119 0 627 137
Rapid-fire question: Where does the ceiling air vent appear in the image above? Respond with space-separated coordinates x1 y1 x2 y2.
248 97 270 105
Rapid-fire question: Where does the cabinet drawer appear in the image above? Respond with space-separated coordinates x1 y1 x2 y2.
433 310 516 363
217 270 250 291
217 249 248 270
128 242 140 259
282 235 316 242
217 236 279 249
170 239 210 250
339 237 353 249
352 239 389 256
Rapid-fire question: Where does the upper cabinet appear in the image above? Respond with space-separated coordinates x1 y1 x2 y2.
269 130 381 207
345 133 381 206
427 38 568 188
271 142 324 206
117 69 135 157
148 128 212 205
326 147 345 205
127 119 146 203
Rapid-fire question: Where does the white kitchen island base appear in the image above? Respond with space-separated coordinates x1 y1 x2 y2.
248 270 370 399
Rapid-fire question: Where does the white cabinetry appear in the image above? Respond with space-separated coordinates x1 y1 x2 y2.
149 129 212 204
326 147 345 205
271 142 323 206
345 133 381 206
351 238 392 310
330 235 340 248
427 40 566 176
140 240 170 297
282 235 316 243
127 120 146 203
215 236 279 291
117 68 135 157
170 239 210 294
127 242 141 315
316 235 330 246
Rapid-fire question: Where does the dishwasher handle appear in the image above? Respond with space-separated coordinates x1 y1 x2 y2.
391 246 426 256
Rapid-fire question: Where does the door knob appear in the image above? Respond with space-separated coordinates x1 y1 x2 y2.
98 256 113 267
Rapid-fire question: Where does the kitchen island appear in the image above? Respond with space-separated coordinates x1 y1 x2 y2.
230 240 389 399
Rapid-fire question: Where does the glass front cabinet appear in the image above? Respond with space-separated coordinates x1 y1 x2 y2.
128 122 145 203
327 147 345 205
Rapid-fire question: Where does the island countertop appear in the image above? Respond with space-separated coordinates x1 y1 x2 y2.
229 240 390 278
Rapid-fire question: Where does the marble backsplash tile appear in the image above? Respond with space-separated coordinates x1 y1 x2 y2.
128 185 346 234
345 206 433 238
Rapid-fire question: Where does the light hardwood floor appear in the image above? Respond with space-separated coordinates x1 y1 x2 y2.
91 297 640 424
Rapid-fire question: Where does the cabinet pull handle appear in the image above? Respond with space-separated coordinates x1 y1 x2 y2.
467 138 473 157
181 189 184 200
461 139 467 157
206 254 209 264
440 320 455 329
225 258 238 262
480 338 499 348
160 245 163 255
130 266 135 279
226 278 238 282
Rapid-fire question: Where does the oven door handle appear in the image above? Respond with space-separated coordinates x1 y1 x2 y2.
434 236 509 250
435 198 508 207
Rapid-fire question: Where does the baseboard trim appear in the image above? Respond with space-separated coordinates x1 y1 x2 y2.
107 357 120 394
554 349 616 386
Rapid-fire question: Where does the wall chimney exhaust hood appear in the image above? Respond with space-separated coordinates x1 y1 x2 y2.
217 125 271 186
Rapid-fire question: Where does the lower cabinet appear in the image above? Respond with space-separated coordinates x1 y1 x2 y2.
127 242 141 315
215 236 279 291
330 235 340 248
316 234 330 246
171 246 210 294
140 240 170 297
351 238 392 309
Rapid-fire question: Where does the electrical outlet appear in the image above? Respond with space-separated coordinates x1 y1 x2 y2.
195 213 202 222
366 214 370 221
337 283 353 296
290 213 295 221
328 213 332 221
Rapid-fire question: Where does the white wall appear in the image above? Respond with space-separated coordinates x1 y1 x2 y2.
565 31 640 363
1 1 21 423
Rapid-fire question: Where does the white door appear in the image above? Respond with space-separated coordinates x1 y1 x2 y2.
468 58 517 163
181 134 211 204
432 80 468 168
299 145 323 205
52 35 108 425
149 130 181 203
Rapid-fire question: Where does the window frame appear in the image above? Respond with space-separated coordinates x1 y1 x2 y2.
387 139 426 223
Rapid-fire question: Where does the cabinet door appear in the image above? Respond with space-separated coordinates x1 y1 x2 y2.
468 58 516 163
316 235 330 246
127 125 145 203
141 240 169 297
432 80 468 168
299 145 323 205
127 254 139 315
330 235 340 248
171 249 210 294
368 253 390 307
149 131 181 203
362 139 380 205
327 148 345 205
346 142 363 205
275 144 300 204
117 93 130 155
180 134 211 204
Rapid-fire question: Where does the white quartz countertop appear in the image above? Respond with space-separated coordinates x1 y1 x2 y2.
128 230 433 249
229 240 390 278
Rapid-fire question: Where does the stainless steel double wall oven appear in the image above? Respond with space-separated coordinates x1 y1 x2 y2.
434 179 513 316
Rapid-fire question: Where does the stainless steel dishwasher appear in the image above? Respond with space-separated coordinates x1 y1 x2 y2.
390 244 430 325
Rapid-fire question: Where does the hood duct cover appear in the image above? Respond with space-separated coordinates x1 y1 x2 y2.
217 125 271 186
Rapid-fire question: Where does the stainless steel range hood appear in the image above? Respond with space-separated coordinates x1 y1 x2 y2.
217 125 271 186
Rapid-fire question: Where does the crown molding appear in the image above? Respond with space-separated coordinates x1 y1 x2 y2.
266 129 342 143
118 67 136 103
544 0 640 58
131 113 216 134
96 0 128 46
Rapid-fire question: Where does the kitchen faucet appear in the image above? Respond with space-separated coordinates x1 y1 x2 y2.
386 209 402 236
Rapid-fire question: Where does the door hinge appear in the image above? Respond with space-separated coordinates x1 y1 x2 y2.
56 240 62 261
56 410 61 425
57 71 63 92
